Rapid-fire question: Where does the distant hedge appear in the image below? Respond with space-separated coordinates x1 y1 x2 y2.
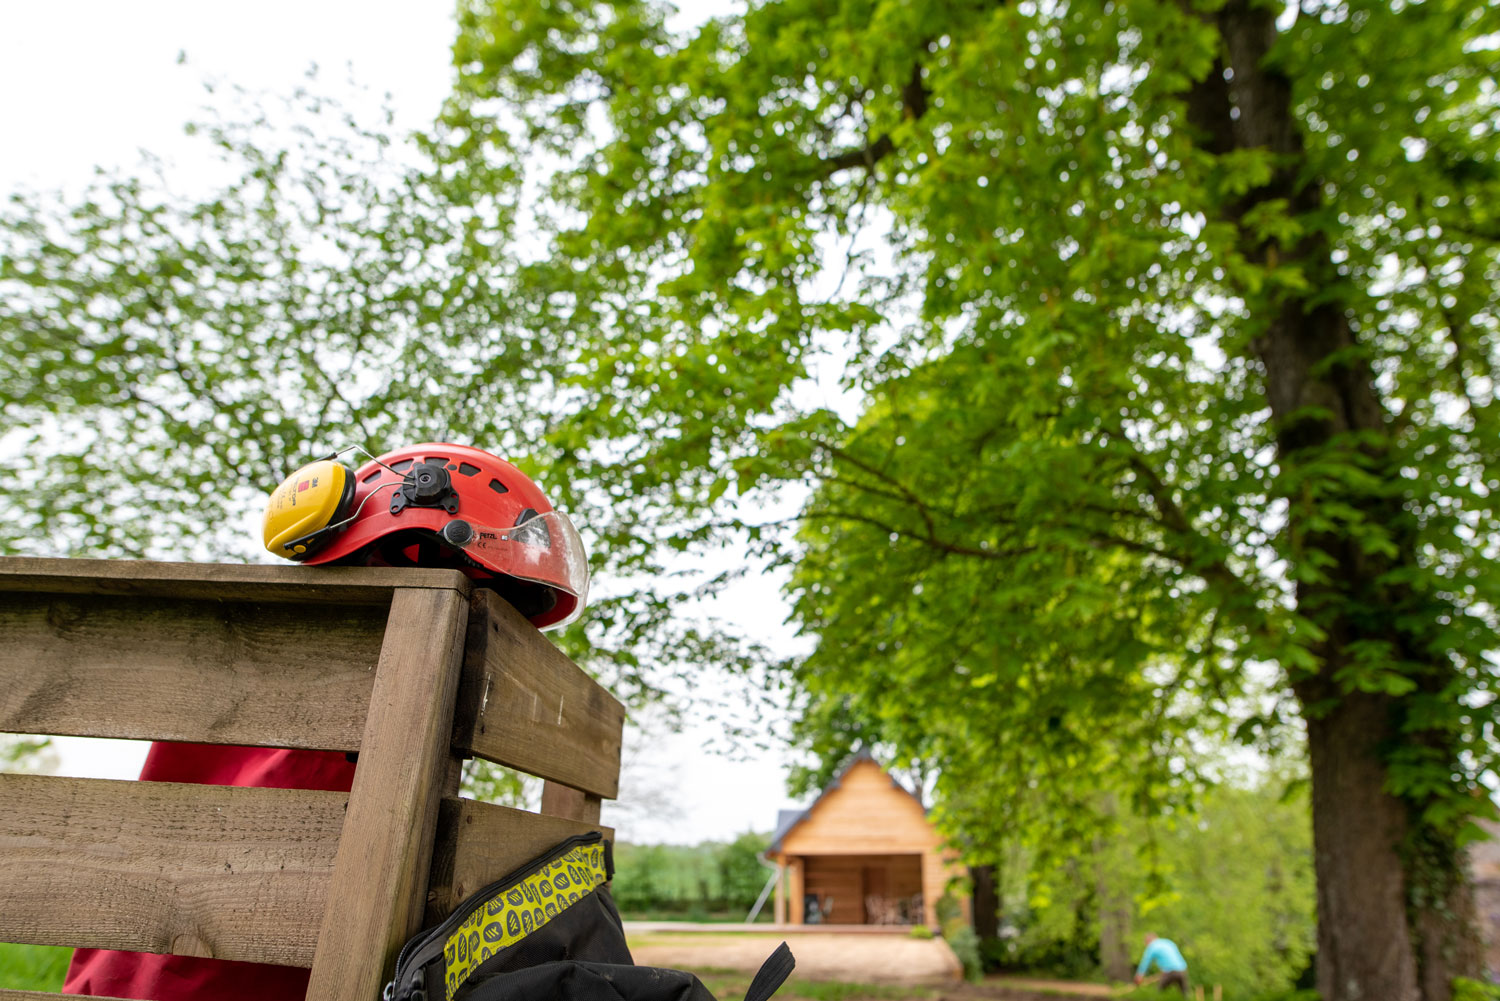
611 832 772 917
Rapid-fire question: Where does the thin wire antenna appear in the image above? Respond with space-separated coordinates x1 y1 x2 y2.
322 480 399 532
318 443 404 476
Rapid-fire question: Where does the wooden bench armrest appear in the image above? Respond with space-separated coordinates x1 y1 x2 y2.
452 591 624 800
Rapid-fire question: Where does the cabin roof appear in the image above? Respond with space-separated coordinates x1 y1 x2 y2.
767 750 922 853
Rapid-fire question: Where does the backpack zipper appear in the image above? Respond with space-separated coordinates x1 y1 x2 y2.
384 831 605 1001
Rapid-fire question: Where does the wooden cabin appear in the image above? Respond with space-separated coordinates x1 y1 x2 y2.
766 754 969 928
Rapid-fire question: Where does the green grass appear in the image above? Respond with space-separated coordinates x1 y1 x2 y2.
0 942 70 992
622 910 776 923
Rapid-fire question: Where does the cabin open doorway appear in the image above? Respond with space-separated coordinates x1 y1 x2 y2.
797 853 924 925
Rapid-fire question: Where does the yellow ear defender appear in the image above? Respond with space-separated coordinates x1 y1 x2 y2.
262 458 358 559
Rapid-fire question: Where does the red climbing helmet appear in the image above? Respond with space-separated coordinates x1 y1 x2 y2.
263 443 588 630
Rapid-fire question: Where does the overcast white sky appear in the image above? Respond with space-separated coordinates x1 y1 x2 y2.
0 0 809 845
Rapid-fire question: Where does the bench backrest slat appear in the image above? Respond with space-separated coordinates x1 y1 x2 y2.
0 557 470 604
0 773 345 965
0 592 387 749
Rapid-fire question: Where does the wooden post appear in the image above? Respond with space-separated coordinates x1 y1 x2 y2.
305 586 470 1001
789 857 805 926
773 861 787 925
541 780 603 825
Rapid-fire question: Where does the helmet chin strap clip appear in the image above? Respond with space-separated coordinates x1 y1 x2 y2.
390 460 460 515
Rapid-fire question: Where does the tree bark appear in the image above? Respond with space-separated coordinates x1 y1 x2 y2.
1095 842 1134 983
1300 689 1422 1000
1298 678 1482 1001
971 863 999 940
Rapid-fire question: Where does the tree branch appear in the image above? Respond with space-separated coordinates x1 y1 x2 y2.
813 58 929 179
814 438 939 541
805 509 1036 561
821 133 896 176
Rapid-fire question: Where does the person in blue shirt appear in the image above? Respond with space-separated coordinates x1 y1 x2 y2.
1135 933 1189 994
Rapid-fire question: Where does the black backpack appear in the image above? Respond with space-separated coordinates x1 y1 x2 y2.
384 832 795 1001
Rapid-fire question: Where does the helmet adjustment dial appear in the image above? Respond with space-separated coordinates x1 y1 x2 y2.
390 460 459 515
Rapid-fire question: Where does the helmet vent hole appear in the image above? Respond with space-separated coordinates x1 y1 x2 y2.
425 455 449 465
391 459 414 472
362 470 382 483
488 478 509 494
458 462 480 477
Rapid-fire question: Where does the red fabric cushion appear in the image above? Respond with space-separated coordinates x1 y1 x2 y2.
63 743 357 1000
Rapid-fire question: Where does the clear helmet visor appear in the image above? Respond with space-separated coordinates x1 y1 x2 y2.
453 509 590 630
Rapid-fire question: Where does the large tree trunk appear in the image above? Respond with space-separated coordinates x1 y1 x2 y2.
1095 859 1133 983
971 863 999 940
1302 690 1422 999
1194 3 1485 998
1299 681 1481 1001
1092 819 1133 982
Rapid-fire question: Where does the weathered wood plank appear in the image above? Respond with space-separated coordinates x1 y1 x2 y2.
0 773 346 965
0 557 471 605
540 780 603 825
0 592 387 749
425 797 613 925
453 590 624 799
305 587 470 1001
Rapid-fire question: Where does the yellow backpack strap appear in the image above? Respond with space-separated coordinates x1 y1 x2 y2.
440 840 611 999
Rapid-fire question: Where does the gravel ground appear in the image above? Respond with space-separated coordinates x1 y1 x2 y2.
626 930 964 984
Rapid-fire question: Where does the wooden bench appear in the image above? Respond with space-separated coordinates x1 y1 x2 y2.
0 557 625 1001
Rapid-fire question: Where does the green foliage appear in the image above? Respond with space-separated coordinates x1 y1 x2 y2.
1454 978 1500 1001
610 834 771 917
0 86 521 560
934 891 964 928
717 831 776 911
943 923 983 983
1003 780 1315 997
1005 879 1101 980
0 736 55 774
1138 783 1315 997
934 886 983 981
0 942 69 992
908 925 934 940
460 760 535 808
